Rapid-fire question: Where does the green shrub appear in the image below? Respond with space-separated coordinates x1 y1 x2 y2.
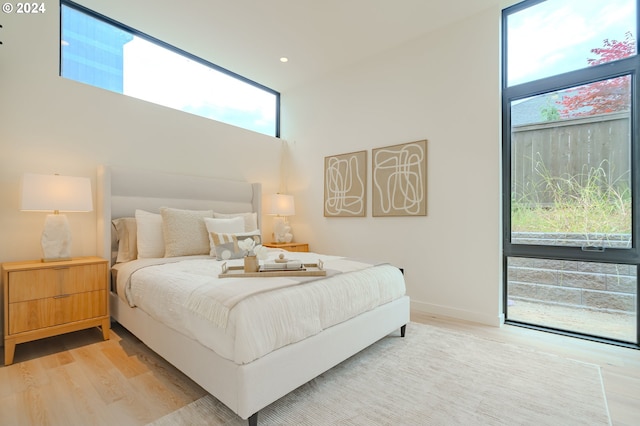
512 159 631 234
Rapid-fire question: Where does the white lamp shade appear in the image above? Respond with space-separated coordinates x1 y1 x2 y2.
268 193 295 216
21 173 93 212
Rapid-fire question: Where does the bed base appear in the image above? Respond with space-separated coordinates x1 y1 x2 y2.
110 292 410 423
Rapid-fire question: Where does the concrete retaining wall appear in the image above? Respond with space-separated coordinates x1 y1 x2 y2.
509 233 637 313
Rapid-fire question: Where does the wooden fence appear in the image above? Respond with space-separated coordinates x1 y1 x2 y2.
511 111 630 206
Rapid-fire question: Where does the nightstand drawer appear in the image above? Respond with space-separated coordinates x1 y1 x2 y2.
283 244 308 252
9 289 107 334
8 263 107 303
2 256 110 365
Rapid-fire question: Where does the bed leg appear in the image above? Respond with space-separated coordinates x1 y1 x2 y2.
400 324 406 337
248 412 258 426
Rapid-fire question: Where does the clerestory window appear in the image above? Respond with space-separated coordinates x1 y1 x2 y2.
60 1 280 137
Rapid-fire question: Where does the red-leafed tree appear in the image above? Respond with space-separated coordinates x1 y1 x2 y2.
559 31 635 118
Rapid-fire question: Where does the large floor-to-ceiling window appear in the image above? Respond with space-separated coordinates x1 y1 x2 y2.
503 0 639 347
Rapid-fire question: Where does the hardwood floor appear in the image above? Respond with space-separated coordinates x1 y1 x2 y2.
0 314 638 425
411 312 640 426
0 324 207 425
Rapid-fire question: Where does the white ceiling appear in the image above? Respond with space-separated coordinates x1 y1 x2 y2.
77 0 504 92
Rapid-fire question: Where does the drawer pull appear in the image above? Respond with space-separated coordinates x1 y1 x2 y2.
53 294 71 299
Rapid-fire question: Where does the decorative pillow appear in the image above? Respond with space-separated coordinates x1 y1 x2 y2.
110 222 119 264
135 209 165 258
160 207 213 257
204 216 245 256
210 230 262 260
213 212 258 232
112 217 138 263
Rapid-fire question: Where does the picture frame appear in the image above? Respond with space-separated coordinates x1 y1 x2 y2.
324 150 367 217
372 139 427 217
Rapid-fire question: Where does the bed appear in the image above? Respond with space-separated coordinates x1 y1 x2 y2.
96 165 410 425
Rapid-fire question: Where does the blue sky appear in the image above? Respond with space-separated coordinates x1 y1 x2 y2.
507 0 636 86
122 37 277 136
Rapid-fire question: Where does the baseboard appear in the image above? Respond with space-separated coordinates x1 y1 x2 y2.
411 300 504 327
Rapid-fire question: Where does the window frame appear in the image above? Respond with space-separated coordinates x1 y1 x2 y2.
59 0 281 138
501 0 640 348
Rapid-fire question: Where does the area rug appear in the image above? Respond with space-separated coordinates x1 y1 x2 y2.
149 322 611 425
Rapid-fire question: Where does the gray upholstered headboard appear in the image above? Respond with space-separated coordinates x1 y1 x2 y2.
96 165 262 265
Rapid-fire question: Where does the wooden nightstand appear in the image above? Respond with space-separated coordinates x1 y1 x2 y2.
263 242 309 252
2 256 110 365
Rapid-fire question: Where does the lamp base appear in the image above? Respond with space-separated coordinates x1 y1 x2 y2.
41 214 72 262
272 216 293 243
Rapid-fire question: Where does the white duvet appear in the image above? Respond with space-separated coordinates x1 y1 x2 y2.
112 251 406 364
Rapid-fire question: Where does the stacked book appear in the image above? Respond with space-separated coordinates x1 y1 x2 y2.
260 260 304 271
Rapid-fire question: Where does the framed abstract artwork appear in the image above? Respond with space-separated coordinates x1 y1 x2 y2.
372 139 427 217
324 150 367 217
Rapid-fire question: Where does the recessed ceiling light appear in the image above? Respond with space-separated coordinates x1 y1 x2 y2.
280 57 289 63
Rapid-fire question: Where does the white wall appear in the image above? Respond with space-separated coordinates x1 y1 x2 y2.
282 7 503 325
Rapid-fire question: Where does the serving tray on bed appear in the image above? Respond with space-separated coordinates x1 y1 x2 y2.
219 260 327 278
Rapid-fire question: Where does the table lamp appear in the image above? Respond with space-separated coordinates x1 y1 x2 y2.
268 193 295 243
20 173 93 262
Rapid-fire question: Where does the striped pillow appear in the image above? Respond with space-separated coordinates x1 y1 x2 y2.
210 231 262 260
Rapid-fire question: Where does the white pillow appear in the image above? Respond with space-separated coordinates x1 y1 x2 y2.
135 209 164 258
213 212 258 232
204 216 245 256
204 216 245 233
161 207 213 257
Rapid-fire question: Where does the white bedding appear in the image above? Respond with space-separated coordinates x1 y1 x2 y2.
112 251 406 364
